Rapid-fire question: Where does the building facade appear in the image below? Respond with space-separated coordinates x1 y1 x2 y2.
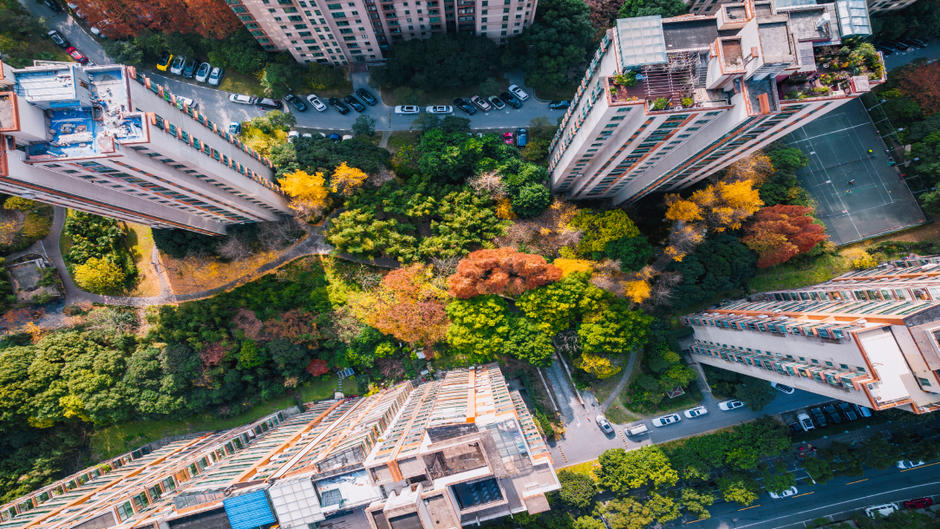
0 364 558 529
547 0 880 205
0 61 290 235
684 256 940 415
226 0 537 65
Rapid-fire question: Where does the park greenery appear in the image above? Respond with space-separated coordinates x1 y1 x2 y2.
63 212 138 295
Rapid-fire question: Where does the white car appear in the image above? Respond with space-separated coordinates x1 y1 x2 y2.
288 130 299 142
865 503 899 518
175 96 196 109
194 62 211 83
652 413 681 427
718 399 745 411
896 459 925 470
306 94 328 112
771 382 796 394
169 55 185 75
797 412 814 431
683 406 708 419
229 93 256 105
508 83 529 101
207 66 224 87
394 105 420 114
595 415 614 435
769 486 797 499
426 105 453 114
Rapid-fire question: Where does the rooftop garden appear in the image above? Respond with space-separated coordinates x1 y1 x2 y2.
778 42 885 101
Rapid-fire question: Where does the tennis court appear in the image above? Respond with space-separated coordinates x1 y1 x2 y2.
782 99 925 246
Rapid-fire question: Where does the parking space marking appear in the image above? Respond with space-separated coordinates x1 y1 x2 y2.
793 492 815 498
684 518 708 524
737 504 761 511
846 478 868 485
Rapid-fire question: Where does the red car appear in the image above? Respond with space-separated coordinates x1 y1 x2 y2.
502 132 514 145
65 46 89 65
904 497 934 509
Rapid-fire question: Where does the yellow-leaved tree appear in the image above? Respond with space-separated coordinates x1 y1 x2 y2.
664 196 703 223
575 352 621 379
331 162 368 196
278 170 330 216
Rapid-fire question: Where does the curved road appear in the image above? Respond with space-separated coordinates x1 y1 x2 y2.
20 0 566 132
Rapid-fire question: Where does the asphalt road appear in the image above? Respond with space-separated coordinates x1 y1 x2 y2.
690 461 940 529
883 39 940 70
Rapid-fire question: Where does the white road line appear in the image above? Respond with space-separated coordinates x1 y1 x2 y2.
733 480 940 529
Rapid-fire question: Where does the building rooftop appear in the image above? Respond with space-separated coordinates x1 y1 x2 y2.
615 16 668 68
662 18 719 51
13 66 81 102
0 93 14 132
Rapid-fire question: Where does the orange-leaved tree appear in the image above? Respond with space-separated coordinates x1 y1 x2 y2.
742 204 827 268
278 170 330 216
447 247 562 299
355 263 450 348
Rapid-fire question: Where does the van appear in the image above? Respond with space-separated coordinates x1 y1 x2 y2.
865 503 898 518
626 424 649 437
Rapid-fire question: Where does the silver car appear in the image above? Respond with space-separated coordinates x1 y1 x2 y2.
194 62 211 83
208 66 224 87
426 105 453 114
652 413 681 427
306 94 328 112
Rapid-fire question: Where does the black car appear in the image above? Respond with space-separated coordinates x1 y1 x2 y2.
182 58 197 79
255 98 283 109
355 88 378 106
499 92 522 109
809 407 828 428
344 95 366 112
453 98 477 115
823 403 843 424
284 94 308 112
43 0 63 12
329 97 351 114
549 100 570 110
47 29 69 49
838 401 858 421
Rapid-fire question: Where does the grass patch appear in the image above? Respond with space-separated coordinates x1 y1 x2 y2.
90 375 344 459
749 252 853 292
386 131 420 154
558 459 599 479
604 403 639 424
218 70 264 96
590 370 624 409
123 223 161 297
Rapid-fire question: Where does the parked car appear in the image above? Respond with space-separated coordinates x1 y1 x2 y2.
652 413 681 427
65 47 88 64
426 105 453 114
797 412 814 431
595 415 614 435
809 407 828 428
47 30 70 49
904 498 934 509
855 404 873 418
288 130 299 142
43 0 63 12
823 403 843 424
355 88 378 106
683 405 708 419
502 132 514 145
453 98 477 115
194 62 211 83
169 55 185 75
499 92 522 109
899 38 925 49
207 66 223 86
181 58 197 79
887 40 911 51
284 94 307 112
229 93 256 105
516 128 527 147
508 83 530 101
718 399 745 411
838 401 858 421
175 96 196 109
156 51 173 71
328 133 341 141
626 424 649 437
344 95 366 112
771 382 795 394
394 105 420 115
549 100 570 110
227 121 241 135
866 503 899 519
329 97 351 114
897 459 925 470
256 98 282 109
905 37 929 48
769 486 798 499
306 94 328 112
470 95 492 112
488 96 506 110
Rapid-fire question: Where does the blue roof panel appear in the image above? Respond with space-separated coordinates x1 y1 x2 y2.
223 490 276 529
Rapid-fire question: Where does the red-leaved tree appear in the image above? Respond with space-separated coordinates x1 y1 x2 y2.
74 0 241 39
742 205 827 268
356 263 450 348
447 247 562 299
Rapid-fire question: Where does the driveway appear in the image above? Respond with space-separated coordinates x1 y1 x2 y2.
884 38 940 70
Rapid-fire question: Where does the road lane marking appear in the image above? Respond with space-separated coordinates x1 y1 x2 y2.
684 518 707 524
793 492 815 498
846 478 868 485
737 504 761 511
900 461 940 473
734 480 940 529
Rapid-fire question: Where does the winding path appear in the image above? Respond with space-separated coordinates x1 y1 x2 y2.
599 351 640 412
22 207 332 307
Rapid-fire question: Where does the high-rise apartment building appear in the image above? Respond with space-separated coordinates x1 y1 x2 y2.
227 0 537 66
0 364 558 529
0 61 290 235
683 256 940 415
547 0 880 205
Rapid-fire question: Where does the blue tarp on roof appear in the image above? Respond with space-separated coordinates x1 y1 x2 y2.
223 490 276 529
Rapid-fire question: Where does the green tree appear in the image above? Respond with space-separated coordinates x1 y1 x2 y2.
670 234 756 311
802 456 834 484
678 487 715 520
646 493 680 524
618 0 687 17
513 0 596 97
572 516 605 529
445 296 510 362
919 189 940 217
760 463 796 494
601 497 652 529
72 257 127 294
595 446 678 493
507 317 555 367
604 234 654 272
726 418 790 470
863 434 902 470
717 474 759 505
912 131 940 187
666 432 731 481
375 33 500 90
566 209 641 258
578 301 651 358
2 196 38 211
557 470 597 510
517 273 606 335
261 62 299 97
511 183 552 218
352 114 376 137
